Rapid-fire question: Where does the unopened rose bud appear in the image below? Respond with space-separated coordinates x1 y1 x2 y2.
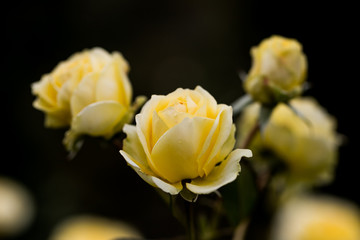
244 35 307 106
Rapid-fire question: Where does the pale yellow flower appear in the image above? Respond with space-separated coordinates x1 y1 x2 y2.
236 97 340 185
244 35 307 105
270 194 360 240
0 177 34 237
48 215 143 240
120 86 252 195
31 47 145 151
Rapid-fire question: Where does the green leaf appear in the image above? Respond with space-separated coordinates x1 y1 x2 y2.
220 162 258 226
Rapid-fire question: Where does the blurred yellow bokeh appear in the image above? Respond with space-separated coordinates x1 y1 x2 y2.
48 215 143 240
270 194 360 240
0 176 35 237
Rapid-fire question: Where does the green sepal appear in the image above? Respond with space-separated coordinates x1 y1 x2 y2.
287 102 312 127
131 95 147 112
231 94 254 116
180 185 198 203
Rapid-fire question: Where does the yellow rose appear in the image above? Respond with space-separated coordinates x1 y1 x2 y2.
270 194 360 240
31 47 145 151
48 215 143 240
244 35 307 105
120 86 252 195
236 97 340 184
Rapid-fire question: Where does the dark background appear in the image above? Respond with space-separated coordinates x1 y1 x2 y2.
3 0 358 239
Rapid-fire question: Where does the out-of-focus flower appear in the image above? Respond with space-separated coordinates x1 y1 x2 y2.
269 194 360 240
48 215 143 240
31 47 145 151
120 86 252 196
236 97 340 185
0 177 35 237
244 35 307 105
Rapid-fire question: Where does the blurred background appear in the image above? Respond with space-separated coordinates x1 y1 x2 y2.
3 0 358 239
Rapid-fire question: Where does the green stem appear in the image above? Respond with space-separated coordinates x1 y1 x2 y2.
187 201 196 240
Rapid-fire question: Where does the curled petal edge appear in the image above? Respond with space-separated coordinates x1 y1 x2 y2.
186 149 253 194
120 150 182 195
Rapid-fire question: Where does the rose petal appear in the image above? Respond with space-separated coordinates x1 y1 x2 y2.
197 105 233 176
56 65 82 108
112 52 132 102
89 47 112 70
136 95 164 149
186 94 198 115
70 72 98 117
120 150 182 195
194 86 218 118
151 117 214 183
151 177 182 195
96 54 132 106
151 111 169 149
121 124 153 175
217 124 236 160
186 149 252 194
31 75 57 107
71 101 126 138
157 105 193 128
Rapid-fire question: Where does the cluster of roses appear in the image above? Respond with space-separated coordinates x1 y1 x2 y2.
31 35 360 240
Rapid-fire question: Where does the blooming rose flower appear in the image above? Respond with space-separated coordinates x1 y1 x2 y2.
244 35 307 105
31 47 145 151
270 194 360 240
120 86 252 195
236 97 340 185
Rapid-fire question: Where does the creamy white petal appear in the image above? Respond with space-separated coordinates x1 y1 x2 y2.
186 149 252 194
89 47 112 70
71 101 126 138
151 177 182 195
120 150 182 195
